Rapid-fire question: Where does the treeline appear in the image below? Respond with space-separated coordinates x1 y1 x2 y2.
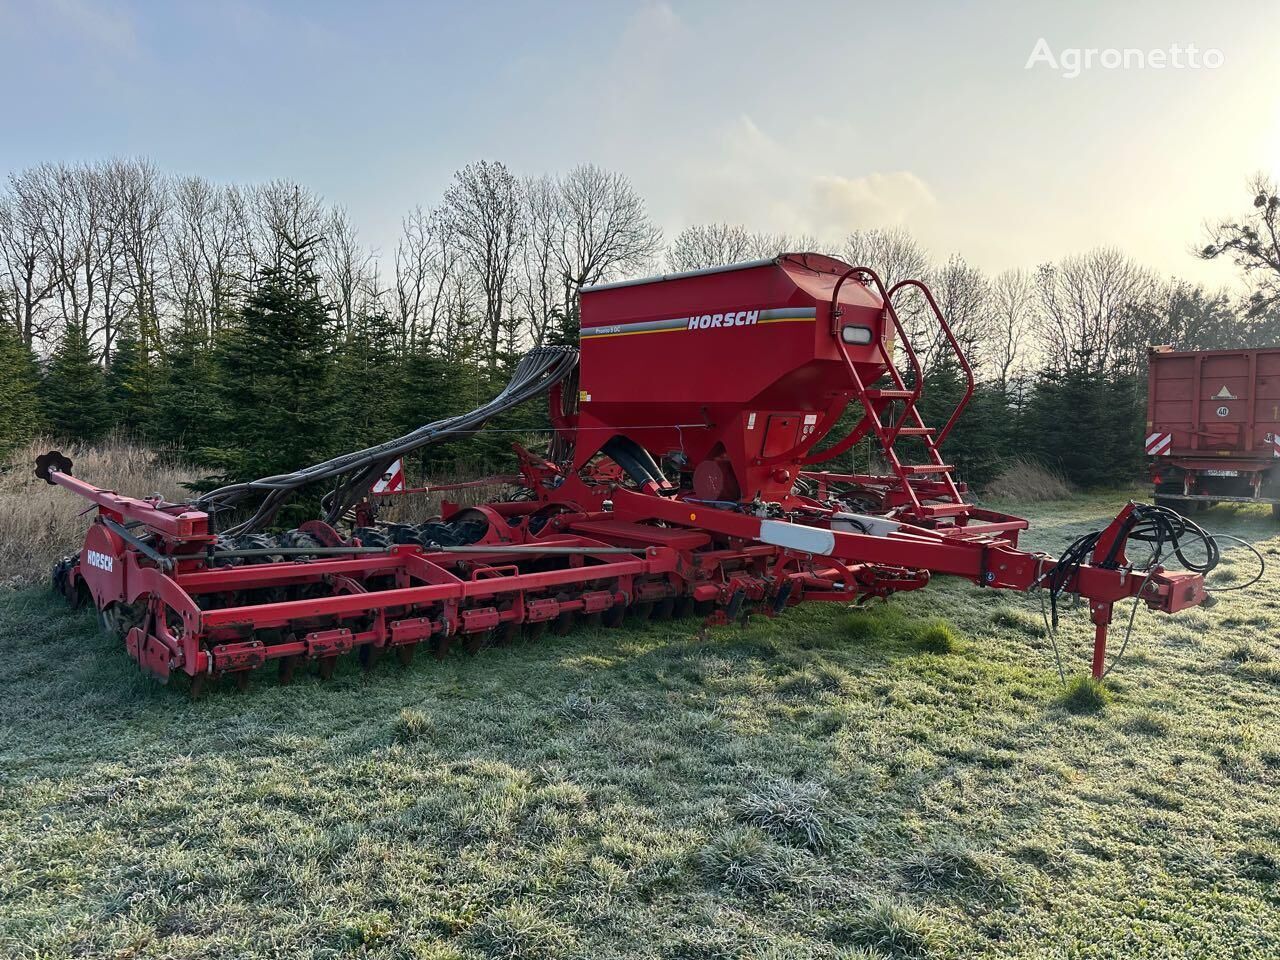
2 158 1279 491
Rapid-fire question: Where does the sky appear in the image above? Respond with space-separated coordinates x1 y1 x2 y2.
1 0 1277 289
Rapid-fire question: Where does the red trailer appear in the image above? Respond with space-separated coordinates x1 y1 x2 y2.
1147 344 1280 516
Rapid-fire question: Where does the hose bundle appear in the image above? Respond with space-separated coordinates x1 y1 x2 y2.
1039 502 1264 678
195 346 579 535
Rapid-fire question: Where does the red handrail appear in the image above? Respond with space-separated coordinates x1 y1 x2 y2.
887 279 975 446
830 266 923 401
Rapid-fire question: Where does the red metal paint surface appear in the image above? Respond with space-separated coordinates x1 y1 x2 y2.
1148 345 1280 459
41 256 1215 688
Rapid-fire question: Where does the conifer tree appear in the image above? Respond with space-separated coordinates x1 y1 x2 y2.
205 234 337 484
39 321 109 443
104 319 156 437
1024 354 1143 488
148 323 222 455
396 343 468 477
0 293 43 455
332 307 401 453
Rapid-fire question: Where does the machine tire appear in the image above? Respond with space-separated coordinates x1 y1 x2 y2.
1155 497 1208 518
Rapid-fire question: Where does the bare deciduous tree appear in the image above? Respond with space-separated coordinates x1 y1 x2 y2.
394 205 457 351
922 254 989 373
321 206 376 339
1201 173 1280 317
441 161 525 366
667 223 755 271
553 164 661 319
519 175 563 346
1035 247 1156 373
841 227 931 290
107 158 169 352
988 268 1035 391
666 223 816 273
0 187 57 347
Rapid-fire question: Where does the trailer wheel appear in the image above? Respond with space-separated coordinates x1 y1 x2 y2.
1154 496 1202 517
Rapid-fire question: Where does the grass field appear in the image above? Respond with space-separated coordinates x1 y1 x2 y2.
1 491 1278 959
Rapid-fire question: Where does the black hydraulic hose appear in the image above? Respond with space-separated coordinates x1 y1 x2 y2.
1041 502 1220 632
195 346 579 534
601 435 662 487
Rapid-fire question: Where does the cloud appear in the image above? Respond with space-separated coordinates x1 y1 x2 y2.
809 171 936 233
665 114 938 246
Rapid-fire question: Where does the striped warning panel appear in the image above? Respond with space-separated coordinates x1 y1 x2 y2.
1145 432 1173 456
372 459 406 494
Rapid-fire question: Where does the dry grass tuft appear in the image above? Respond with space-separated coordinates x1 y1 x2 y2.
697 826 818 895
983 458 1074 502
828 900 942 959
0 437 512 589
0 436 201 588
1124 710 1172 737
900 841 1017 902
557 690 618 722
1061 676 1112 714
915 622 960 655
467 902 575 959
736 779 833 850
392 707 435 743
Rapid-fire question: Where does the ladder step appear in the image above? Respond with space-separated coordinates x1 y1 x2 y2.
899 463 954 474
865 389 915 400
915 503 969 517
895 427 935 436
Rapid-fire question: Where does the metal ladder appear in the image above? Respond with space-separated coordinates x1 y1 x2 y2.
829 268 975 519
